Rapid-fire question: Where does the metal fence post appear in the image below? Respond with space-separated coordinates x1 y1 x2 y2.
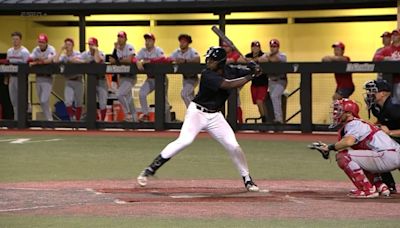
300 73 312 133
155 73 166 131
17 64 29 129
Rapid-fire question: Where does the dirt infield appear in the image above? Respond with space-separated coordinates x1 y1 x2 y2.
1 179 399 219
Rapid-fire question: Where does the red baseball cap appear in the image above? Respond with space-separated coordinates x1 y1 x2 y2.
64 38 74 45
144 33 155 40
37 33 48 43
380 31 391 38
117 31 127 39
269 39 280 47
332 41 345 50
251 40 261 47
87 37 98 46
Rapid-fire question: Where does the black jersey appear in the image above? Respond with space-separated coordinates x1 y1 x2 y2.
192 65 250 111
371 97 400 130
245 52 268 86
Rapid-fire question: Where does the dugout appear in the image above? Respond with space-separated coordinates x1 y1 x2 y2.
0 0 399 132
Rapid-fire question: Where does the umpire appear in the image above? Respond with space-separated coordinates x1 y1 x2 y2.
364 79 400 193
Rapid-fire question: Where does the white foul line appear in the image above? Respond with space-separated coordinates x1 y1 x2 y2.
0 205 57 212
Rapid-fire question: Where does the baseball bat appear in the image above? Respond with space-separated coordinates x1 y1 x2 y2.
211 25 247 62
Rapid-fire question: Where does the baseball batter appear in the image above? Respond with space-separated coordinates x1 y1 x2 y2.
315 99 400 198
109 31 137 122
80 37 107 120
54 38 84 121
30 33 56 121
6 32 30 120
170 34 200 107
137 47 261 192
137 33 170 122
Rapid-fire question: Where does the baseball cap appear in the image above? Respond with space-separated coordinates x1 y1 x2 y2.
64 38 74 45
380 31 391 38
251 40 261 47
144 33 155 40
87 37 98 46
178 34 192 43
37 33 48 43
391 29 399 35
375 79 392 92
269 39 280 47
332 41 345 50
117 31 127 39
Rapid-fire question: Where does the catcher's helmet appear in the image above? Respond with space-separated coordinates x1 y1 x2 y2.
330 99 360 128
205 46 226 68
363 79 391 109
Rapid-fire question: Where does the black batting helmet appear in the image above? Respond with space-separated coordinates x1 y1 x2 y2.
205 46 226 68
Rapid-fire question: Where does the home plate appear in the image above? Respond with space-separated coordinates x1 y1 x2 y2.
114 199 128 204
259 189 269 193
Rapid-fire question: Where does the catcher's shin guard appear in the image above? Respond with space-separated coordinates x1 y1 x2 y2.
336 151 374 193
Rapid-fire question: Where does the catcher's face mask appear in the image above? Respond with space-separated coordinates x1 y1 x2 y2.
329 101 344 128
363 80 378 109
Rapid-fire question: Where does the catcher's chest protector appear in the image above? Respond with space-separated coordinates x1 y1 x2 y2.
338 120 380 150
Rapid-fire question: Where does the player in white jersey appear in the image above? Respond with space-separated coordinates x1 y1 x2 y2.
314 99 400 198
53 38 84 121
6 32 30 120
109 31 139 122
170 34 201 107
136 33 170 122
30 33 56 121
80 37 107 120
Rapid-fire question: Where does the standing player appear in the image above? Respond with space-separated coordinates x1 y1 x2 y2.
313 99 400 198
137 46 261 192
374 29 400 104
222 41 245 123
245 40 269 123
109 31 138 122
53 38 84 121
6 32 30 120
322 42 354 100
170 34 201 107
259 39 287 124
136 33 170 122
364 79 400 193
373 31 392 80
80 37 107 121
30 33 56 121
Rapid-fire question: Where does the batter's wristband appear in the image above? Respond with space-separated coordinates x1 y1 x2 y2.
328 144 337 151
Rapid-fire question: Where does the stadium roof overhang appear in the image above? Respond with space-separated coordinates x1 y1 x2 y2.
0 0 396 15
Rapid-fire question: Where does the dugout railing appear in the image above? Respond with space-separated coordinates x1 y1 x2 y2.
0 62 398 133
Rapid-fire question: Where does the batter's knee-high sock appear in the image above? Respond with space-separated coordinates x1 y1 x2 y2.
144 154 170 176
66 106 74 120
75 107 82 121
100 109 107 121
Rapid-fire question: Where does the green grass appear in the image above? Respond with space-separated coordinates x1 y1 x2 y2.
1 134 400 228
0 216 399 228
0 134 351 182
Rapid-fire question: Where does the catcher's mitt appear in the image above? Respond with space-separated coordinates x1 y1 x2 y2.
308 141 330 160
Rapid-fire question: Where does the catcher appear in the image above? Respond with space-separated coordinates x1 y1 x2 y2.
309 99 400 198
